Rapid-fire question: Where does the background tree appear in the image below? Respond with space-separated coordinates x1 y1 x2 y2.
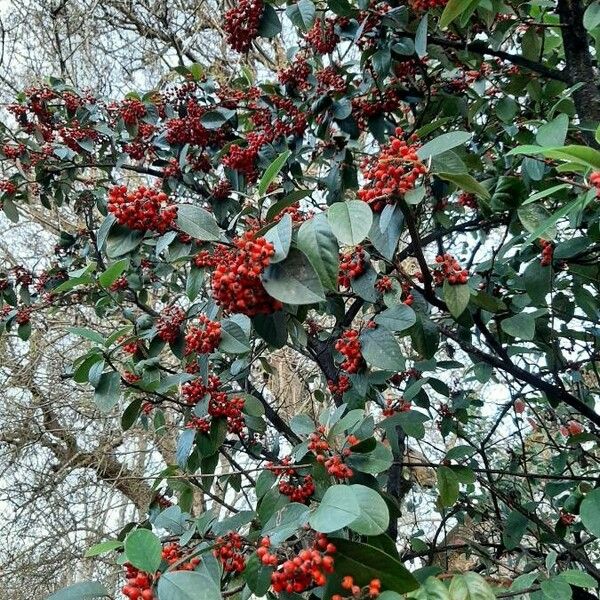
0 0 599 599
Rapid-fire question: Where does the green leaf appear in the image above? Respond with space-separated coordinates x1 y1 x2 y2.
443 281 470 318
124 528 162 573
374 304 416 332
558 570 598 589
84 539 123 557
518 204 557 240
523 196 590 245
262 502 311 544
348 484 389 535
98 258 129 288
327 200 373 246
264 213 292 263
415 16 428 58
297 214 340 290
94 371 121 413
347 441 393 474
286 0 316 31
200 108 235 129
439 0 474 28
541 578 572 600
584 1 600 31
522 184 570 206
47 581 109 600
536 114 569 147
262 248 326 305
176 205 221 241
329 539 418 594
360 326 405 371
157 571 222 600
449 573 495 600
436 172 491 200
259 149 292 196
408 576 451 600
309 484 361 533
501 313 536 340
67 327 105 345
417 132 471 160
580 488 600 537
258 3 282 37
219 320 251 354
437 466 459 507
502 511 529 550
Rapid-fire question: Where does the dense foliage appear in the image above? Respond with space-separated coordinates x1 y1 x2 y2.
1 0 599 599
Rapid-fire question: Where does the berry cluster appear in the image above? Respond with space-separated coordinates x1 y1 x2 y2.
120 336 141 355
560 420 584 437
268 457 316 503
119 99 147 125
308 426 354 478
590 171 600 197
432 254 469 285
306 19 339 54
540 240 553 267
401 280 414 305
338 246 366 289
156 306 186 343
211 232 282 316
184 315 222 355
333 576 381 600
279 56 311 90
212 179 232 200
223 0 264 53
186 416 211 433
122 564 154 600
271 534 336 593
375 276 393 293
351 90 402 130
408 0 448 12
109 275 129 292
327 375 351 395
382 397 411 417
0 180 16 195
161 542 201 570
182 375 246 435
316 67 347 94
214 532 247 573
256 536 278 566
458 192 477 209
358 128 427 211
108 186 177 234
15 307 32 325
334 329 364 373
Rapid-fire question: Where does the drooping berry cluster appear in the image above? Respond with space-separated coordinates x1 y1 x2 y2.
122 563 154 600
0 179 16 195
458 192 477 209
212 179 232 200
211 232 282 316
338 246 366 289
184 315 222 354
271 534 336 593
308 426 355 479
214 532 247 573
120 336 141 355
382 397 411 417
334 329 364 373
408 0 448 12
256 536 278 566
560 420 584 437
119 99 147 125
358 128 427 211
268 457 316 503
156 306 186 343
327 374 351 395
306 18 339 54
161 542 201 570
332 576 381 600
223 0 264 53
108 186 177 233
182 375 246 435
109 275 129 292
15 307 31 325
375 275 393 293
316 67 347 94
186 416 211 434
279 56 311 90
432 254 469 285
540 240 553 267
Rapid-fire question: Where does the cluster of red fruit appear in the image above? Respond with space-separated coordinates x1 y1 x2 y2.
327 374 351 395
382 397 411 417
212 179 232 200
400 280 414 305
186 416 211 433
181 375 246 435
15 307 32 325
560 420 584 437
3 143 25 159
338 246 366 289
351 90 403 130
267 457 316 503
316 67 347 94
333 576 382 600
540 240 553 267
375 275 393 293
108 185 177 234
458 192 477 209
0 179 16 195
432 254 469 286
109 275 129 292
306 18 339 54
223 0 264 53
308 426 354 478
121 564 154 600
271 534 336 593
214 532 247 573
184 315 222 355
334 329 364 373
408 0 448 12
161 542 201 570
156 305 186 343
358 128 427 211
119 99 147 125
590 171 600 197
279 56 311 90
211 232 282 316
120 336 141 355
